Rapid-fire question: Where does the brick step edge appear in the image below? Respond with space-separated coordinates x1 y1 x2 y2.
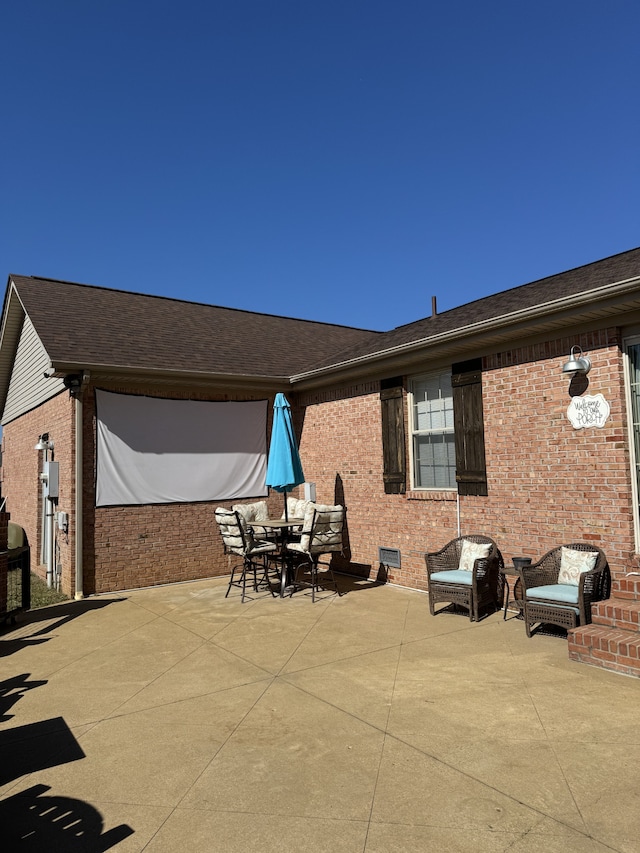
569 625 640 678
612 574 640 599
591 598 640 633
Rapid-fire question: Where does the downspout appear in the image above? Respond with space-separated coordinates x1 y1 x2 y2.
74 372 89 600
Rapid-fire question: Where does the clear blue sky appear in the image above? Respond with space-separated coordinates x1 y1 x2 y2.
2 1 639 331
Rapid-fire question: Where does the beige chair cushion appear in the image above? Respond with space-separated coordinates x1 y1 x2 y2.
558 547 598 585
291 504 343 554
458 539 491 572
233 501 269 529
215 508 245 553
283 497 313 522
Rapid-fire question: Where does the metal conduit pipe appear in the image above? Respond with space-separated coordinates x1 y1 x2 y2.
47 499 55 588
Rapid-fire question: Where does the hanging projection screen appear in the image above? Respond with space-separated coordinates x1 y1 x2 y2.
95 390 268 507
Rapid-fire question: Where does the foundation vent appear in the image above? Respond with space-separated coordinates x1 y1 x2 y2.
378 547 401 568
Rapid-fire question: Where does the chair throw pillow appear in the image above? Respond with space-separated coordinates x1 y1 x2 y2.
458 539 492 572
558 547 598 586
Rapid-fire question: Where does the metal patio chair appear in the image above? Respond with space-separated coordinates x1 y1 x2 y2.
215 508 279 602
286 504 344 601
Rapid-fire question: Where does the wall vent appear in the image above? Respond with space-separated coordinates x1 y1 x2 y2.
378 547 401 568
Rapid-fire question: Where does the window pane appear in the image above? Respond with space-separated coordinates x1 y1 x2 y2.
412 374 453 431
414 433 456 488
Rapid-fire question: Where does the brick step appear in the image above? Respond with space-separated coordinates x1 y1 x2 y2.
591 598 640 633
568 624 640 678
611 573 640 599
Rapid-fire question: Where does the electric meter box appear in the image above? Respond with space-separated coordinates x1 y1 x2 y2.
44 461 59 499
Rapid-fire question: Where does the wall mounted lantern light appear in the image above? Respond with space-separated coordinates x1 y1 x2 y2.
561 345 591 376
34 433 54 453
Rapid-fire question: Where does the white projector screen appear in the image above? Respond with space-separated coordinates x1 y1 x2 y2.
95 390 268 506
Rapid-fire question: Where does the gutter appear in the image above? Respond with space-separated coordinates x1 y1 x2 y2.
290 273 640 382
46 362 292 390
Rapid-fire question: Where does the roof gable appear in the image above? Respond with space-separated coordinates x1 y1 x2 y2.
3 312 65 424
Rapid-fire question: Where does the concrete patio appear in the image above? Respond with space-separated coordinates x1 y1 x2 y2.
1 574 639 852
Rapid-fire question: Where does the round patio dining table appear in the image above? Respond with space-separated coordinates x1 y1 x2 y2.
256 518 304 597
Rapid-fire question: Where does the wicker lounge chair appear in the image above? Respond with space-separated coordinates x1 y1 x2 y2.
425 535 502 622
519 543 610 637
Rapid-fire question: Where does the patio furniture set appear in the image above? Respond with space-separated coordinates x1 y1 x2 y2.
215 498 611 637
214 498 344 603
425 535 610 637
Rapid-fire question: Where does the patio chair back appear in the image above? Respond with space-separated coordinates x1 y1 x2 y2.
299 505 344 555
215 508 250 556
232 500 270 531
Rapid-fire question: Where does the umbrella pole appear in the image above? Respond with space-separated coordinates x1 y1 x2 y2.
283 492 288 521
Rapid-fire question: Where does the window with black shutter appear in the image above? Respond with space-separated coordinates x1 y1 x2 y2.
380 378 406 494
452 359 488 496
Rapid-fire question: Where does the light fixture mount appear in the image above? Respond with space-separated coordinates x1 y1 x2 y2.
34 433 54 452
561 345 591 376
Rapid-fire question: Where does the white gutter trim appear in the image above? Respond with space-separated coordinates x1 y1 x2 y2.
48 362 291 385
291 274 640 381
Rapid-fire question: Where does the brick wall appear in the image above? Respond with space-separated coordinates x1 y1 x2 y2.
86 383 283 594
482 329 633 585
295 328 635 588
1 383 285 595
1 390 75 595
1 327 635 597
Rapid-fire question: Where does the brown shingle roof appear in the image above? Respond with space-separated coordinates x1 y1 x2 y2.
9 247 640 383
303 246 640 371
9 276 380 378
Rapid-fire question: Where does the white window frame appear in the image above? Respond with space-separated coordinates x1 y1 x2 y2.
408 370 456 490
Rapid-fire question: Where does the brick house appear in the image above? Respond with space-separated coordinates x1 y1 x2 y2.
2 248 640 675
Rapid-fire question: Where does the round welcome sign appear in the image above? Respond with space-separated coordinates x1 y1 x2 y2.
567 393 610 429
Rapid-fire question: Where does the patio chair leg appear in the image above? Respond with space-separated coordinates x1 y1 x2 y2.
311 559 317 603
242 563 250 603
524 611 533 638
226 563 241 599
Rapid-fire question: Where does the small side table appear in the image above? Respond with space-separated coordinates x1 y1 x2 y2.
500 566 524 620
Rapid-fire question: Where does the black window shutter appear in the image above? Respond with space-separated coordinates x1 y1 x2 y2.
452 359 487 496
380 380 406 494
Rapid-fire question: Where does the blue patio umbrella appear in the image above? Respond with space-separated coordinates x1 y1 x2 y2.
265 393 305 520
